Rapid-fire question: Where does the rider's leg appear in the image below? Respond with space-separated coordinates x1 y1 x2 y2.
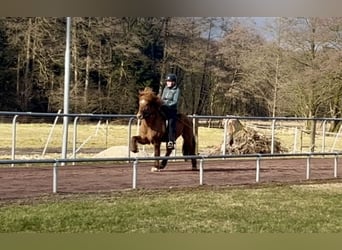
167 109 177 149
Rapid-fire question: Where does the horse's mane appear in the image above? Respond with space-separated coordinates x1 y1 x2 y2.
139 87 162 107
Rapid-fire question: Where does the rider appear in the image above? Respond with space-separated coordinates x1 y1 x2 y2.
161 73 180 150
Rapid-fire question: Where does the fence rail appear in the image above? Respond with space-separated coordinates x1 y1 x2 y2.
0 152 340 193
1 111 342 193
2 111 342 162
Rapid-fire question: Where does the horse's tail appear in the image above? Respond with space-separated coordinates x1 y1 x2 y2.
181 116 197 170
182 135 195 156
182 128 197 170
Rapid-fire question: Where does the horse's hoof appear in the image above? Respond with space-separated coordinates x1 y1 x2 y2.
151 167 160 172
131 148 139 153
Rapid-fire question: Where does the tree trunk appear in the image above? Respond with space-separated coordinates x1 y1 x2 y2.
159 17 170 96
84 18 92 107
84 52 90 105
272 55 279 117
310 119 317 152
22 17 32 111
98 40 102 92
195 20 213 114
16 53 20 95
72 19 79 112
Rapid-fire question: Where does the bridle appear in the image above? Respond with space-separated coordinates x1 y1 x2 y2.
137 98 156 120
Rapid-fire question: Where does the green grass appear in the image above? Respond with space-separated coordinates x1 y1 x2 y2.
2 121 342 233
1 183 342 233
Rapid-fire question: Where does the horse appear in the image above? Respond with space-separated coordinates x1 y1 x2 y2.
130 87 197 172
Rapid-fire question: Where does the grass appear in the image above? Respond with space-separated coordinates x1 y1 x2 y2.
2 120 342 233
1 182 342 233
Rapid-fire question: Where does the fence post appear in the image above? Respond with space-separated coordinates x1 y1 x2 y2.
334 153 338 178
256 155 261 182
72 116 79 165
199 157 204 185
271 119 276 154
222 118 229 155
321 120 327 153
53 162 59 193
11 115 19 167
105 119 109 149
306 154 311 180
132 159 138 189
310 119 317 152
192 114 198 155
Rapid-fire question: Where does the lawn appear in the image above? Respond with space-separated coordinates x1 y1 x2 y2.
1 182 342 233
1 119 342 234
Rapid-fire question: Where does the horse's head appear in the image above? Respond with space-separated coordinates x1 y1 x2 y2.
136 87 162 120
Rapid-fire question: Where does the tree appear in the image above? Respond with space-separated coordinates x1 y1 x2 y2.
217 20 269 116
0 19 17 110
1 17 341 120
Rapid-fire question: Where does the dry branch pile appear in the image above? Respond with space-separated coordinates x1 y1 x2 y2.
207 119 288 155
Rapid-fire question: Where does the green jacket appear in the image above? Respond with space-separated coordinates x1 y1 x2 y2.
161 85 180 110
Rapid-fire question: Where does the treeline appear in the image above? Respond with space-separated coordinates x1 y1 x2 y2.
0 17 341 120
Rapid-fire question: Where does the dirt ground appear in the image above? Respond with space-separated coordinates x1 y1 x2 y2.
0 157 340 201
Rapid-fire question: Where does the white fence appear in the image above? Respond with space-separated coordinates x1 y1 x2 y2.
1 111 342 193
0 152 340 193
2 111 342 162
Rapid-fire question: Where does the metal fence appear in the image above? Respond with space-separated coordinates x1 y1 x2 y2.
0 152 340 193
0 111 136 163
1 111 342 193
2 111 342 162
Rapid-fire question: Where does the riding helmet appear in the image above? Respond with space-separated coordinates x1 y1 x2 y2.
165 73 177 82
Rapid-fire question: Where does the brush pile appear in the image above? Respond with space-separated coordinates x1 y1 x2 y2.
207 119 287 155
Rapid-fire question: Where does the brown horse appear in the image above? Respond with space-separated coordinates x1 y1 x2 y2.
130 87 197 172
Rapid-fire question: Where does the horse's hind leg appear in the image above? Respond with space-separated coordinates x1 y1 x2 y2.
191 158 197 170
160 147 173 169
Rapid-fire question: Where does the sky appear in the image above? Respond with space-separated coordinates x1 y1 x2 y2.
242 17 276 41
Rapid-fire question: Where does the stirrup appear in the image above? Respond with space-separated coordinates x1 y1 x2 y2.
167 141 174 149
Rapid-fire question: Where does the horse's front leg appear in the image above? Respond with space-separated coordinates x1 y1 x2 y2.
151 142 162 172
130 136 149 153
130 136 139 153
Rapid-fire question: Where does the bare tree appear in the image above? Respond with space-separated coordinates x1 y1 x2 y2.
281 18 342 118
